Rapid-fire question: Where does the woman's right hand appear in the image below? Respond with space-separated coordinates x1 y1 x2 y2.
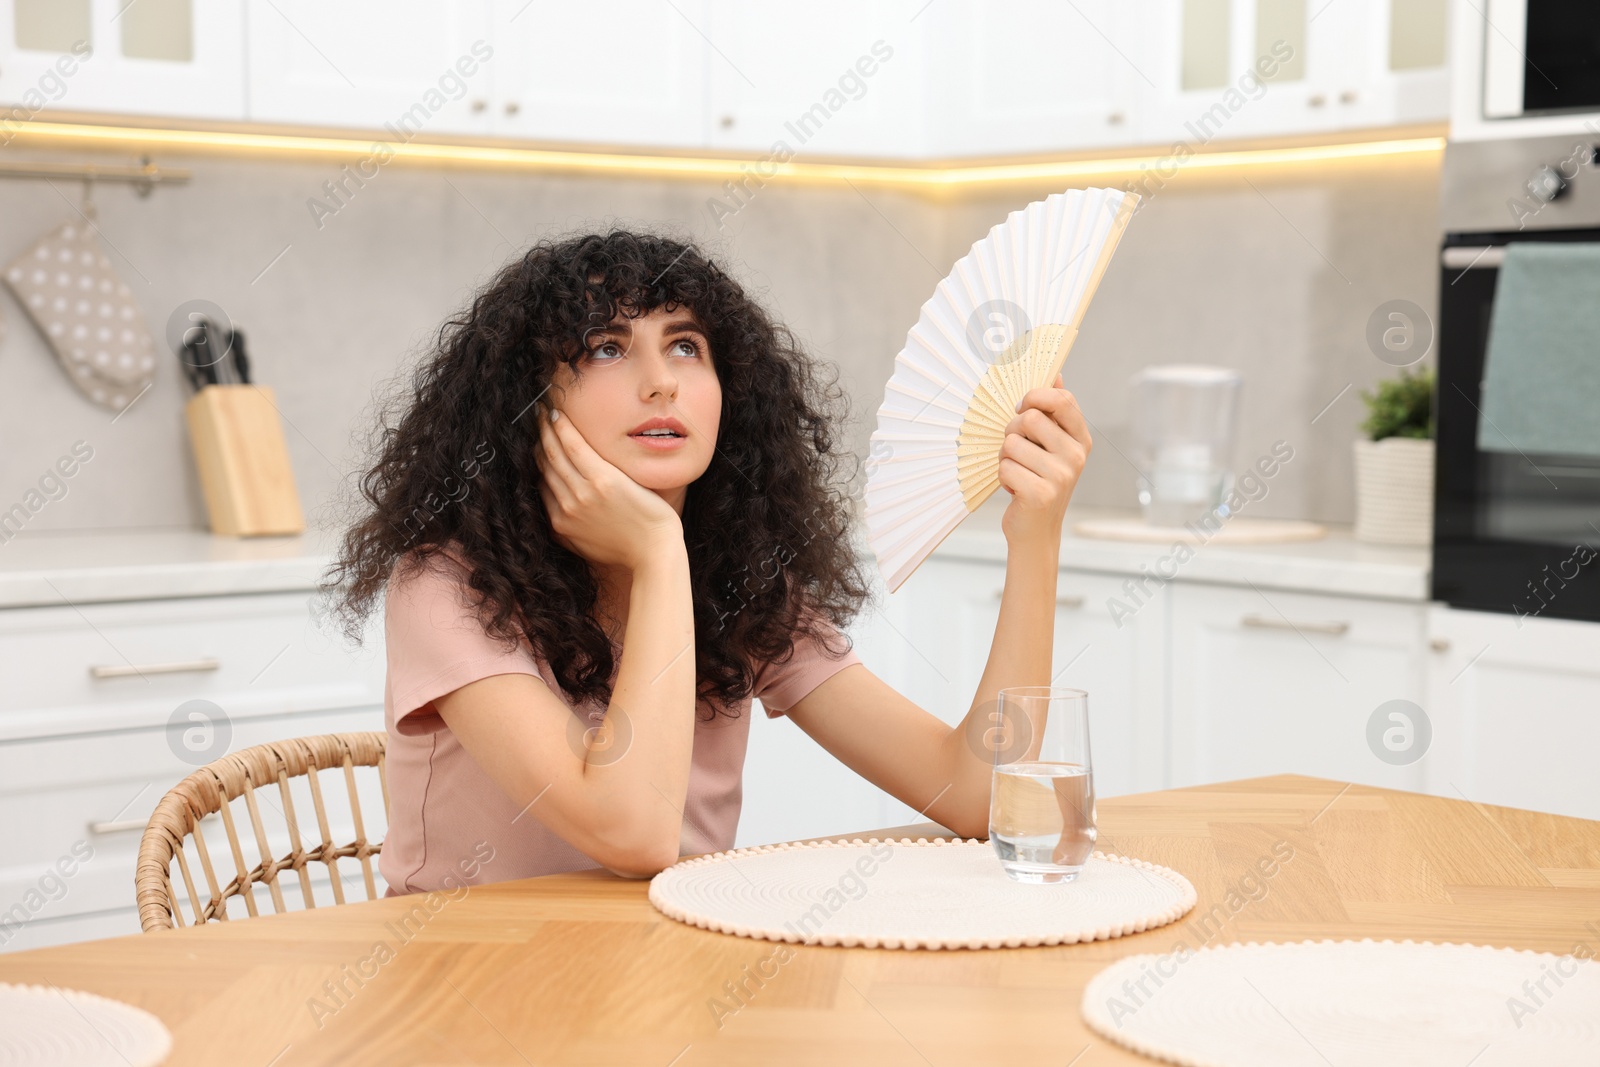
535 404 684 572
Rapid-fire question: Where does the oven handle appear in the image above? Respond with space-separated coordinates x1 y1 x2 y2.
1441 246 1506 269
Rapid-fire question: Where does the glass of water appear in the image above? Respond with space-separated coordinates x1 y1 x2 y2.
988 686 1096 884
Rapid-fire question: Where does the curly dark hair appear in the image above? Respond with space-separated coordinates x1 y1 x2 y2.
320 227 871 720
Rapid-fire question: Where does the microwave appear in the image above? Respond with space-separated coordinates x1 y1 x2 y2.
1483 0 1600 120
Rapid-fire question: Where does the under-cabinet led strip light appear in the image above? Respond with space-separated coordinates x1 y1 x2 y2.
4 119 1445 188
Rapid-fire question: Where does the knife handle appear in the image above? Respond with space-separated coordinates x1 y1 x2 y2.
191 318 217 385
229 328 251 385
179 329 206 393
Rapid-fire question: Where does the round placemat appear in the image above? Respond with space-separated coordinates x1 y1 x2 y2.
1072 517 1327 545
649 838 1195 949
1082 939 1600 1065
0 983 171 1067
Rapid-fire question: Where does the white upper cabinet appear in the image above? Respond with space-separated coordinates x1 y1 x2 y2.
1349 0 1451 125
1137 0 1335 144
491 0 707 149
244 0 495 135
922 0 1144 157
702 1 924 158
1228 0 1371 136
1137 0 1448 148
0 0 244 120
0 0 1449 155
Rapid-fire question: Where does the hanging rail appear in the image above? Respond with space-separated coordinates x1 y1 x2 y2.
0 157 188 196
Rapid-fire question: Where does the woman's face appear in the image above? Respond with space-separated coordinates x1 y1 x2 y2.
547 304 721 515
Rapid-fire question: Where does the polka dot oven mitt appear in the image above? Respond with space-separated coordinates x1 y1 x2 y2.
3 220 157 411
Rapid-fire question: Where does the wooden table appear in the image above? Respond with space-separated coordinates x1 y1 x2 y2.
4 774 1599 1066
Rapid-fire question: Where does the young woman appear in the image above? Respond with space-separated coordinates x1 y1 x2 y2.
325 229 1091 893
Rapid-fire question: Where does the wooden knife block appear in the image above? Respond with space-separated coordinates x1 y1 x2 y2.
184 384 305 536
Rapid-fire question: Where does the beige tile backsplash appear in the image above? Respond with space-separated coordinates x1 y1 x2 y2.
0 146 1439 536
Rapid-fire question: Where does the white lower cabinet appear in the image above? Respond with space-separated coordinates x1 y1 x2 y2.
0 591 385 953
739 556 1166 847
739 559 1600 851
1425 605 1600 822
880 561 1600 822
1168 582 1429 794
739 569 926 848
0 591 384 738
740 546 1600 856
0 703 384 953
897 558 1166 802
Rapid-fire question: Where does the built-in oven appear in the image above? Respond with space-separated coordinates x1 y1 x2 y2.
1435 133 1600 623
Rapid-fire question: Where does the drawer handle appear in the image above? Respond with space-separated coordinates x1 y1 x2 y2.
993 591 1085 608
1240 614 1349 636
90 813 222 836
89 657 220 680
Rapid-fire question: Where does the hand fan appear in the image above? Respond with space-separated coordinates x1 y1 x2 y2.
864 187 1140 592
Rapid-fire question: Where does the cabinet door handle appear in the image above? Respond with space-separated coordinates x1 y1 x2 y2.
88 818 147 835
993 591 1085 608
89 657 220 680
1240 613 1349 635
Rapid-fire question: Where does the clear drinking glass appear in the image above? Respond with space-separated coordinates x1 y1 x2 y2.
988 686 1097 884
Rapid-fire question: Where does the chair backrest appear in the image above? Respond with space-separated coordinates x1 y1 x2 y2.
136 731 388 932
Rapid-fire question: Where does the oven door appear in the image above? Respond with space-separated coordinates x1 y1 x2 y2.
1435 227 1600 623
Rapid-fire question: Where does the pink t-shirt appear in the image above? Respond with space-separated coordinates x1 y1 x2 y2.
378 549 862 894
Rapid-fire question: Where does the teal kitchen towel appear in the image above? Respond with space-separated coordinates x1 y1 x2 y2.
1478 242 1600 457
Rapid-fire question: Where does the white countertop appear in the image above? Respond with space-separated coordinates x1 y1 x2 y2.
0 526 342 608
931 497 1432 602
0 502 1431 610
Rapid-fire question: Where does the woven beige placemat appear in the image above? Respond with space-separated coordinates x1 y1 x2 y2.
0 983 171 1067
1082 938 1600 1065
649 837 1195 949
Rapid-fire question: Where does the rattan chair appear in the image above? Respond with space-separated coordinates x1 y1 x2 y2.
135 731 388 932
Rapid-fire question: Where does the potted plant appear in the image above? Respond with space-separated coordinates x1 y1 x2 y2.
1354 367 1435 546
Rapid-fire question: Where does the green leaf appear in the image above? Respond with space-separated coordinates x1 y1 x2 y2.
1358 367 1435 441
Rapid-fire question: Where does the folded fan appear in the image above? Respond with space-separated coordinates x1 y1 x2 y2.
865 187 1140 591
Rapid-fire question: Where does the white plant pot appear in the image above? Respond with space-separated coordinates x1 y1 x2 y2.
1353 437 1435 546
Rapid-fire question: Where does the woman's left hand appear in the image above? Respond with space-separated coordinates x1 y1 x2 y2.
998 372 1092 545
